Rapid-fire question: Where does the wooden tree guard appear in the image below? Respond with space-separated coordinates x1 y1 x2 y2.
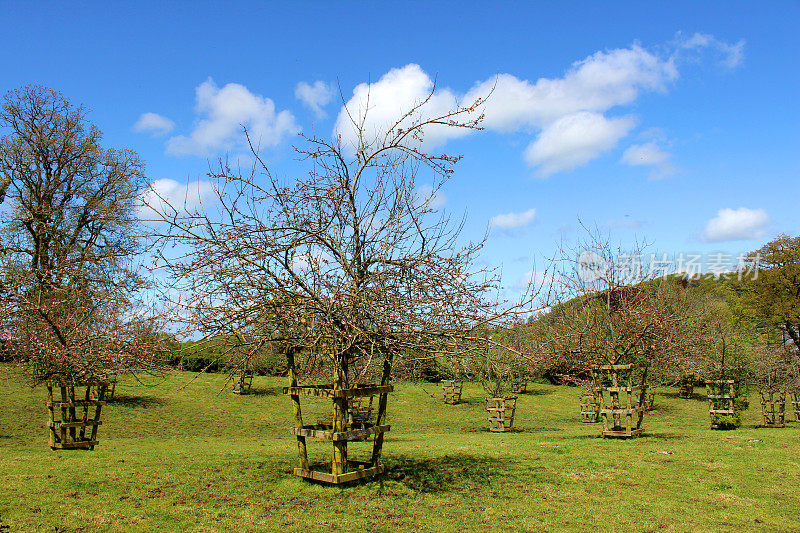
509 379 527 394
232 370 254 394
593 364 647 438
644 391 655 411
107 378 117 401
91 375 116 401
441 380 463 404
46 380 108 450
284 349 393 484
579 389 600 422
706 379 736 430
791 393 800 422
486 396 517 432
348 396 374 426
759 390 786 428
678 375 694 399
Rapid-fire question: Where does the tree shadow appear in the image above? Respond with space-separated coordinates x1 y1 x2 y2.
244 386 281 397
662 390 706 402
645 403 678 415
383 454 506 493
454 397 484 407
108 394 168 408
519 388 555 397
638 432 682 440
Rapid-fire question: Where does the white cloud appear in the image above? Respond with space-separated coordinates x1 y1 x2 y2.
136 178 216 220
295 81 334 117
490 208 537 229
465 44 676 132
702 207 770 242
133 112 175 136
166 78 298 157
333 64 467 152
414 184 447 209
525 112 635 177
621 141 675 179
677 32 745 69
333 34 741 175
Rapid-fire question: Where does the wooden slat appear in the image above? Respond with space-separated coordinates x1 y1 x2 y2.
600 407 643 415
49 421 102 428
290 424 390 441
293 464 385 484
51 440 99 449
282 385 394 398
602 428 644 438
603 386 644 393
48 400 106 407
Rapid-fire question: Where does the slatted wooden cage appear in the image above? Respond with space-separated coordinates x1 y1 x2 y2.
593 364 648 438
792 393 800 422
441 380 463 404
508 378 528 394
706 379 736 430
232 369 254 394
644 390 655 411
759 390 786 428
579 388 600 423
284 349 393 484
678 375 694 399
485 396 517 432
46 379 108 450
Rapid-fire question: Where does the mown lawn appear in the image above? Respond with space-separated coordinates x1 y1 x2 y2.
0 363 798 532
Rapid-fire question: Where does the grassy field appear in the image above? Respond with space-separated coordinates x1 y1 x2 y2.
0 364 798 532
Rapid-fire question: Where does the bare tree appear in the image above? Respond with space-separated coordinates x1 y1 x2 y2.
543 226 688 372
149 86 541 385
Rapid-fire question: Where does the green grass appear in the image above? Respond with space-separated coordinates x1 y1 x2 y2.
1 364 798 532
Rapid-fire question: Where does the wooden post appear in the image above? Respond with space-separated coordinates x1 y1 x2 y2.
46 383 56 448
59 382 68 446
331 359 348 476
286 347 309 470
89 383 105 449
636 367 648 427
370 354 393 467
79 383 90 441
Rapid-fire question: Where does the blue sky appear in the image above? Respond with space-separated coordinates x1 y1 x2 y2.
2 1 798 296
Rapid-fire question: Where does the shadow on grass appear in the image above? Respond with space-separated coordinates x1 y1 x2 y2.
645 403 679 415
662 390 706 402
571 430 682 440
109 393 168 408
244 386 281 397
645 432 683 440
455 397 486 407
517 388 555 397
383 454 506 492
